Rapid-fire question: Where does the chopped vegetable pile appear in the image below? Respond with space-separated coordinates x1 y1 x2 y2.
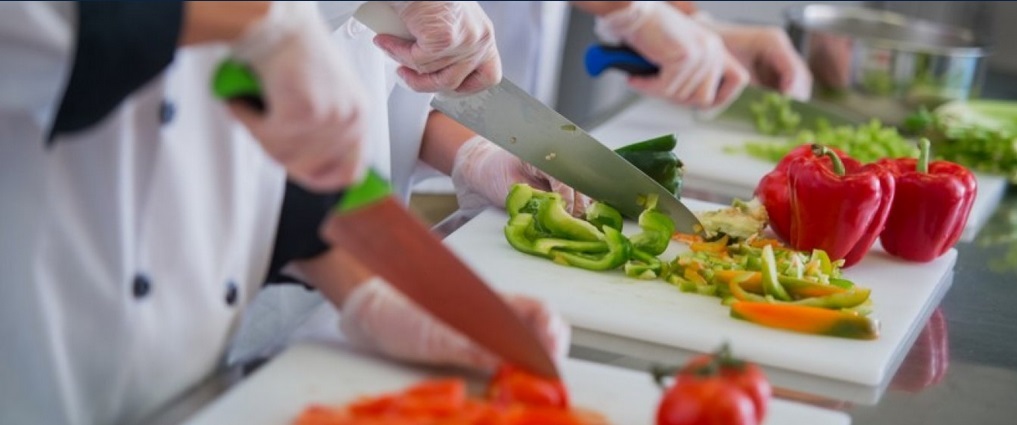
738 94 1017 183
906 101 1017 183
502 184 879 340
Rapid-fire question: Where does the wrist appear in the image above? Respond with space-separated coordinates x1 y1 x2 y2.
231 1 320 61
180 1 271 46
592 1 653 44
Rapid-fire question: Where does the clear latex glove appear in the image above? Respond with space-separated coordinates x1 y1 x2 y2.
229 1 369 192
451 136 591 217
595 1 749 108
339 277 571 372
693 12 813 101
374 1 501 94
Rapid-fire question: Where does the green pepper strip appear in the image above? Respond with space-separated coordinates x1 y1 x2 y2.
504 213 546 258
506 183 534 218
534 238 608 256
537 193 604 242
729 273 768 302
789 288 871 309
628 194 677 256
624 249 663 279
761 244 792 301
551 226 632 271
586 202 624 232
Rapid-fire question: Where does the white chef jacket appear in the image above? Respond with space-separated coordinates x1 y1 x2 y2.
0 3 292 424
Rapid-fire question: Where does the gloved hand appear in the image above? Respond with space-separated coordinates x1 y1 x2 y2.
229 1 369 192
594 1 749 108
339 277 571 372
374 1 501 94
451 136 591 217
693 12 813 101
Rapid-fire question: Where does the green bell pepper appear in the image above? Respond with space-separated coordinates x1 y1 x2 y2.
504 213 547 258
614 133 684 195
624 248 665 279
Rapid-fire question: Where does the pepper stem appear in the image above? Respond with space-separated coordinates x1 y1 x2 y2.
811 143 845 176
917 138 931 174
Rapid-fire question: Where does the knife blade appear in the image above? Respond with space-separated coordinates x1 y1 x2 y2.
354 4 705 236
583 44 865 129
212 61 560 379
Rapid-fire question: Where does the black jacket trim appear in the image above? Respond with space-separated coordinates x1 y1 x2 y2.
50 1 183 141
265 181 342 285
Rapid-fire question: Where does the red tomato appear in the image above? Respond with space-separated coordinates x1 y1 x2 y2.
657 347 772 425
657 378 757 425
488 364 570 408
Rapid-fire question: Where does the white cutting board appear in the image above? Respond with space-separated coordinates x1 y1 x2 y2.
442 199 956 388
185 343 850 425
589 98 1007 242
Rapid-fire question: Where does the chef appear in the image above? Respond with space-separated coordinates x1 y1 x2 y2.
227 0 574 376
0 2 566 424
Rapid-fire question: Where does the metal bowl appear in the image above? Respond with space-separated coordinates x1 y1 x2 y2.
785 4 990 125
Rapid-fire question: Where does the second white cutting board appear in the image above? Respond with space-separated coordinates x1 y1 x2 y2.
185 343 851 425
442 200 956 388
588 98 1007 242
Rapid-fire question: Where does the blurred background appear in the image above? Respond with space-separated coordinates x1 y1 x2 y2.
557 1 1017 127
411 1 1017 218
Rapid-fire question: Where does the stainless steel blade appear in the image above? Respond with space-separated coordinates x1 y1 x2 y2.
430 80 704 235
700 85 866 130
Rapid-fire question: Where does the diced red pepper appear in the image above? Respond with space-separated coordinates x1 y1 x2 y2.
786 144 895 267
877 139 977 262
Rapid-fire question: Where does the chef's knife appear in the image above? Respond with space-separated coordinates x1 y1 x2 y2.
584 44 865 129
355 3 705 236
212 61 559 379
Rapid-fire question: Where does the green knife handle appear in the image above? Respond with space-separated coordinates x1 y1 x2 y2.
211 60 390 213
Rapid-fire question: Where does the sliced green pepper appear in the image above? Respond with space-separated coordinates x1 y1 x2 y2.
624 249 664 279
628 194 677 256
551 226 631 271
504 213 546 258
533 238 608 256
789 288 871 309
586 201 623 232
537 193 604 242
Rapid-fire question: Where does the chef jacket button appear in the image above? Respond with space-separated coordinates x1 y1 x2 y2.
159 99 175 125
225 281 239 306
132 274 152 299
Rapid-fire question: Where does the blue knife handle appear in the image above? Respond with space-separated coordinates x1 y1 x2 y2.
584 44 660 77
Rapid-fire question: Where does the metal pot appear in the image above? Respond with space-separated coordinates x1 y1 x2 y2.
785 4 990 125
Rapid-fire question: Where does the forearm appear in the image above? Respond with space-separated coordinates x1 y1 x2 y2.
666 1 698 15
179 1 271 46
419 110 478 175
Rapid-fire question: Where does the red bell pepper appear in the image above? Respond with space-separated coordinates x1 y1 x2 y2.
877 139 977 262
787 144 895 267
755 145 858 243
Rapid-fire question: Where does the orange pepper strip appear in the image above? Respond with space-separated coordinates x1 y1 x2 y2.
690 235 729 253
714 270 763 294
729 301 880 340
672 233 704 244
